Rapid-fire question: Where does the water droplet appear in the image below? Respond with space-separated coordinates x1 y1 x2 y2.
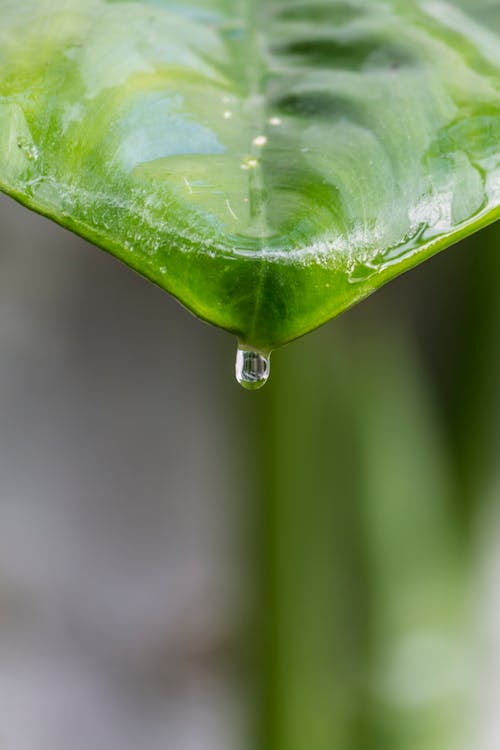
17 139 39 161
253 135 268 147
235 347 270 390
240 157 259 170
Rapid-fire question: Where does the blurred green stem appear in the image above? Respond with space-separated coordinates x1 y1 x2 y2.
254 319 472 750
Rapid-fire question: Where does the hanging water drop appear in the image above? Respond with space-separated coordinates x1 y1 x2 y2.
235 347 270 390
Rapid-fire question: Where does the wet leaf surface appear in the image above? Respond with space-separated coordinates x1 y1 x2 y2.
1 0 500 349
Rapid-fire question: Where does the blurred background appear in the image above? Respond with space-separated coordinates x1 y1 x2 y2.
0 191 499 750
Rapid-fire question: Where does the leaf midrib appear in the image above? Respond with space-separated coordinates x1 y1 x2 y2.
230 0 273 343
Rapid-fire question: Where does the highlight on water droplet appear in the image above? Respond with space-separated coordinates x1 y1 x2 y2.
17 139 39 161
240 157 259 170
235 347 270 390
253 135 268 147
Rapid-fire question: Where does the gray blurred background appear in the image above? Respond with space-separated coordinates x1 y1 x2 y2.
0 192 252 750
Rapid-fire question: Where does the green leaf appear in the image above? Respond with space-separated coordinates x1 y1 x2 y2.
1 0 500 351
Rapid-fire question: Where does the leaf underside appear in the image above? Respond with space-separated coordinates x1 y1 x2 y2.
0 0 500 350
